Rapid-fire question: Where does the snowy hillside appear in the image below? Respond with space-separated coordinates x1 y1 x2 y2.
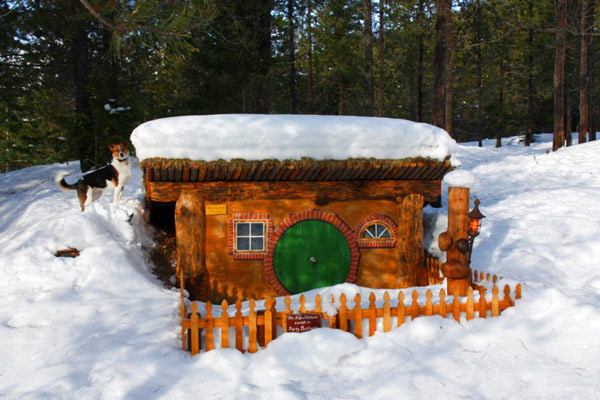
1 136 600 399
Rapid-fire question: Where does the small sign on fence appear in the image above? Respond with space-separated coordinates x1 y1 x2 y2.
286 313 321 332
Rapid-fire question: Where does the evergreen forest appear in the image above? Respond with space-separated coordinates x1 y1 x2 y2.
0 0 595 171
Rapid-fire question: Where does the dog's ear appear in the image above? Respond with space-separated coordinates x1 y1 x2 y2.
120 142 129 150
108 143 117 151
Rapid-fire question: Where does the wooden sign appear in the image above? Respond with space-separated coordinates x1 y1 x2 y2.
205 203 227 215
286 314 321 333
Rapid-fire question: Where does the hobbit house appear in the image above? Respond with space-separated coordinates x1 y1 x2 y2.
131 114 458 300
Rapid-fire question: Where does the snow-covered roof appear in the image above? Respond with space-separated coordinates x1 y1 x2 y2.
130 114 457 162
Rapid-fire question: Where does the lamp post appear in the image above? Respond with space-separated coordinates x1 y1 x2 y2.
466 198 485 263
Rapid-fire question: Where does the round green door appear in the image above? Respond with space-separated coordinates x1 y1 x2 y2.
274 220 351 294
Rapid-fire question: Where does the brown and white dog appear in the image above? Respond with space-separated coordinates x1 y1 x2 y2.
56 143 132 211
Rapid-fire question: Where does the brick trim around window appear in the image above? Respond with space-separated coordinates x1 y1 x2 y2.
354 213 398 249
264 209 360 296
229 213 274 261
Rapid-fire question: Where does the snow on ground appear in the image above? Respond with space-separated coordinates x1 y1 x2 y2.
131 114 457 162
1 134 600 399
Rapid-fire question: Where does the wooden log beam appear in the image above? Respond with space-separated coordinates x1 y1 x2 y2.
441 186 471 296
175 190 205 297
146 180 442 204
396 193 424 287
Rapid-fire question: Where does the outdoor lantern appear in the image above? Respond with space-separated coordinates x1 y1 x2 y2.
467 198 485 238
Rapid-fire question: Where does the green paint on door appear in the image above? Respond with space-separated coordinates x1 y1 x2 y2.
274 220 351 294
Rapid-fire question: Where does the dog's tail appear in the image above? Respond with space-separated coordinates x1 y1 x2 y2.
55 171 77 191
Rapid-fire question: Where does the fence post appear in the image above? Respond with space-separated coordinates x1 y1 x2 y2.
282 296 291 332
249 299 257 353
353 293 362 338
328 295 337 328
221 300 229 349
235 299 243 352
466 287 474 320
264 296 273 346
368 293 377 336
425 290 433 316
439 289 447 317
299 294 306 313
491 286 500 317
411 290 419 320
397 291 405 326
181 303 188 351
339 293 348 331
452 293 460 321
503 284 514 307
383 292 391 332
190 302 200 356
314 294 322 314
205 301 214 351
478 286 487 318
516 283 522 300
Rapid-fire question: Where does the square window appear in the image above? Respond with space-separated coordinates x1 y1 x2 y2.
234 220 267 253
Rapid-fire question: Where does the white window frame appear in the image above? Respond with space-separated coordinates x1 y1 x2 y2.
234 220 266 252
361 223 392 240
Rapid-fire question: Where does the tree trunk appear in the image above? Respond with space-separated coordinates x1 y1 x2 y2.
416 0 424 122
553 0 567 151
70 2 92 172
433 0 450 129
590 1 596 141
256 0 273 113
476 0 483 147
288 0 297 113
307 0 314 113
496 62 504 148
444 6 454 136
363 0 374 115
566 95 572 146
525 0 534 147
579 0 592 144
377 0 385 116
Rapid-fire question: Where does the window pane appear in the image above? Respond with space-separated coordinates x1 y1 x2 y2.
251 237 264 251
251 223 264 236
237 237 250 250
237 223 249 236
366 225 377 238
378 225 391 238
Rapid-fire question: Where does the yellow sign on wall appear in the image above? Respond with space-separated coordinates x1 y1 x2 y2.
206 203 227 216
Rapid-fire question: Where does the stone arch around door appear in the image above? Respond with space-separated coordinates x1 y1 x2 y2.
264 209 360 295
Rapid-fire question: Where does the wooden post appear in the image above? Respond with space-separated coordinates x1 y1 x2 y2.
190 302 199 355
397 194 425 286
439 186 471 296
411 290 419 320
339 293 348 331
205 302 214 351
353 293 362 338
264 297 273 346
425 290 433 316
397 291 405 326
439 289 447 317
478 286 487 318
175 190 205 298
221 300 229 349
368 293 377 336
249 299 257 353
491 286 500 317
383 292 391 332
235 300 243 352
466 287 474 320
